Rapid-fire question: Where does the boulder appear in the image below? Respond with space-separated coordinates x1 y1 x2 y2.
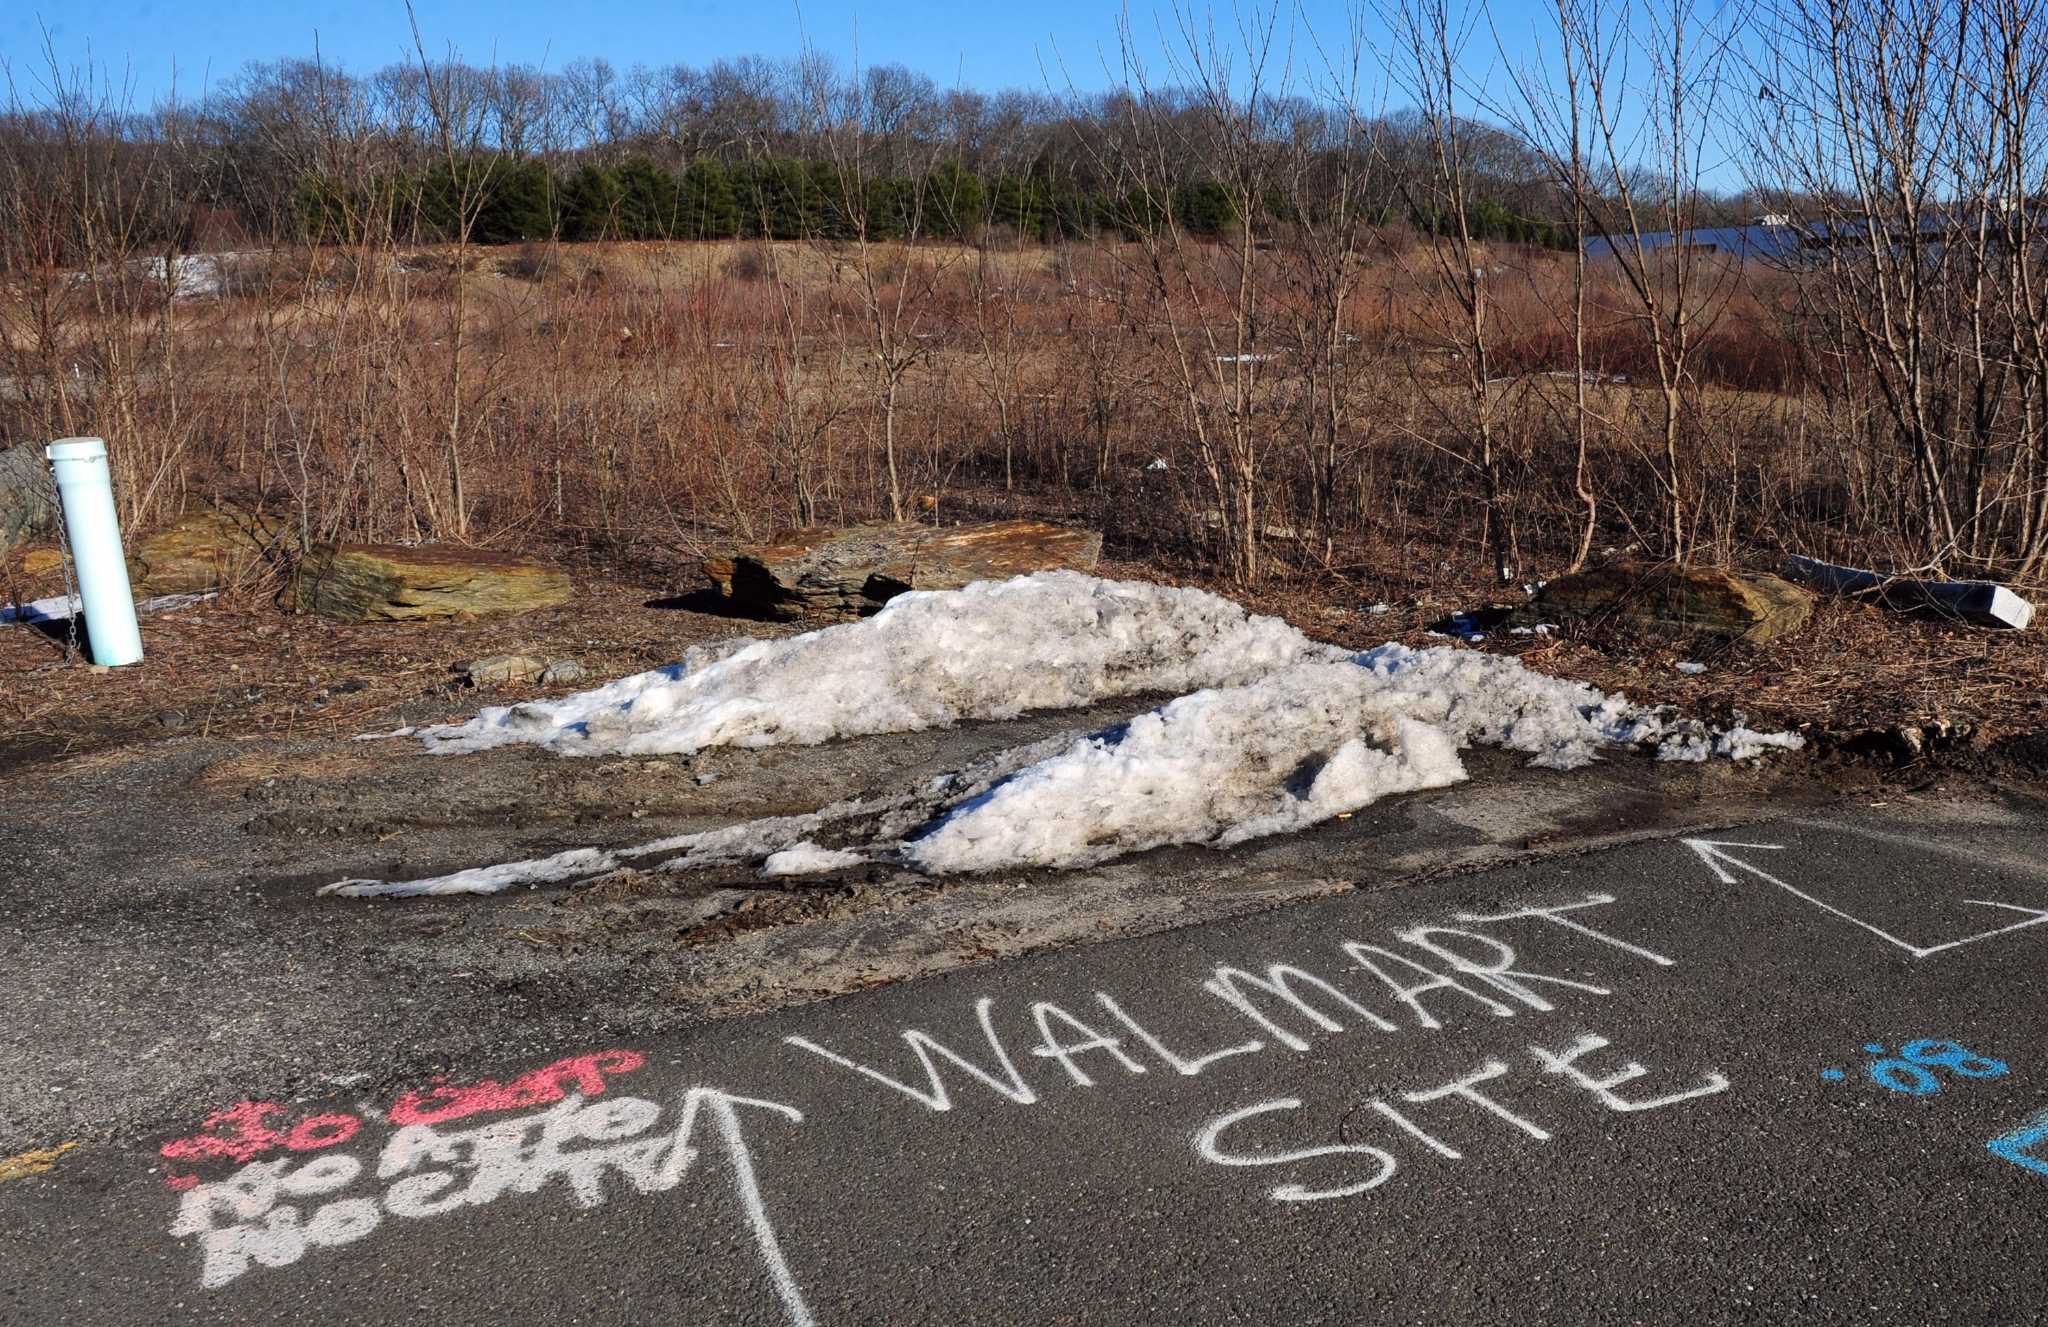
129 506 283 593
1533 561 1814 642
292 544 571 623
460 654 548 686
0 443 56 557
704 519 1104 620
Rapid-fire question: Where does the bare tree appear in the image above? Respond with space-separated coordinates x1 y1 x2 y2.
805 50 960 521
1388 0 1516 581
1571 0 1748 563
1281 12 1389 557
1494 0 1605 570
1082 0 1293 584
405 2 502 539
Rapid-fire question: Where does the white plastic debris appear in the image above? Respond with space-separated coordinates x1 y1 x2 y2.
1782 554 2034 630
1675 661 1708 675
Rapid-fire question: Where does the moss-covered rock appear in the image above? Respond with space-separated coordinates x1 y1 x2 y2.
0 443 56 557
129 506 284 593
1534 561 1815 642
291 544 571 622
704 519 1104 620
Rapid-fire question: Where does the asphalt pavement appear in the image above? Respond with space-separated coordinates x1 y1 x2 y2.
6 806 2048 1325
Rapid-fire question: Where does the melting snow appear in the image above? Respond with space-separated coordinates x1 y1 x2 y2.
335 572 1803 894
1655 724 1805 763
761 843 867 877
417 573 1334 757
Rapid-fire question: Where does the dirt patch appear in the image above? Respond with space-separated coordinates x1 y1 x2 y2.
9 534 2042 788
0 573 801 773
1994 731 2048 779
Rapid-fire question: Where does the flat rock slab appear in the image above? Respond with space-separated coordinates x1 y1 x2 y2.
1535 560 1815 642
292 544 571 623
0 443 56 556
704 519 1103 619
129 507 283 594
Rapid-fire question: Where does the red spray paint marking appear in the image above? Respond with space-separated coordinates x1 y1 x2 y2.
387 1050 646 1127
159 1101 362 1188
158 1049 645 1189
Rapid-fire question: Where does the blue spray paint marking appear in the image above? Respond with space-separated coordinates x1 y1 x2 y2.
1827 1039 2009 1096
1988 1111 2048 1178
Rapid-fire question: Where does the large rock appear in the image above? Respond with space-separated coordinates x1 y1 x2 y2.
292 544 571 622
704 519 1105 619
0 443 56 557
459 653 548 686
129 506 284 593
1534 560 1815 642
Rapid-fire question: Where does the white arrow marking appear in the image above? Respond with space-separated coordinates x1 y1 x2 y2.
1682 838 2048 959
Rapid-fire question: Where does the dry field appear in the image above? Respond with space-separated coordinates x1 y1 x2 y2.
3 235 2045 768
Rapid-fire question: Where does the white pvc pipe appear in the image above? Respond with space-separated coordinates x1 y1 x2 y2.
44 436 144 666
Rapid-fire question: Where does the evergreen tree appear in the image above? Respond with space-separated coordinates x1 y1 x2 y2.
1175 180 1236 235
615 158 680 239
471 158 556 243
924 161 986 241
677 158 740 240
806 160 848 239
736 158 825 239
863 175 913 240
989 175 1045 237
560 164 626 240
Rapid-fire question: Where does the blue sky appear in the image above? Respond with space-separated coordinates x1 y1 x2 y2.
4 0 1762 192
3 0 1568 110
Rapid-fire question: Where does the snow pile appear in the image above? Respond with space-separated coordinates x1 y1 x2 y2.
905 645 1666 872
417 572 1337 757
1654 723 1805 763
331 573 1805 895
762 843 867 877
143 254 232 299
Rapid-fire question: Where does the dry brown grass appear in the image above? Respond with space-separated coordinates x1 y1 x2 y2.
3 233 2044 766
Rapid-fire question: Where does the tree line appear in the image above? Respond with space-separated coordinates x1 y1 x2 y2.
0 52 1653 264
8 0 2048 583
294 152 1573 247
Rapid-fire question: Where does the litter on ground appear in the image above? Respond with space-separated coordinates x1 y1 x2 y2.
2 591 215 627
